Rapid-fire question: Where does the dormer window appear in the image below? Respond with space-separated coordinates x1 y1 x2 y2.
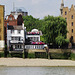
65 11 67 15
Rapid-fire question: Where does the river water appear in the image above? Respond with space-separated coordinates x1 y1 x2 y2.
0 67 75 75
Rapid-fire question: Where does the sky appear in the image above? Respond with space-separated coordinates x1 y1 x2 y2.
0 0 75 19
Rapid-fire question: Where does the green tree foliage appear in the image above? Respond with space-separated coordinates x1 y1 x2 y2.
43 15 68 45
40 36 46 42
23 15 69 46
55 35 69 47
23 15 43 31
65 39 69 44
55 35 65 46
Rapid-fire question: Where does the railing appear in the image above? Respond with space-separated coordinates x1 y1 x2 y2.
15 49 23 51
25 45 44 49
27 32 40 35
10 40 23 43
9 45 44 51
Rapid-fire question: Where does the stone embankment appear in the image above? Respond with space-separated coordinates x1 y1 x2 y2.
0 58 75 67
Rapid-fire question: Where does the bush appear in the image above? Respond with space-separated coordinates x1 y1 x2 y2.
35 52 46 58
65 39 69 44
28 53 35 58
50 52 71 59
9 53 23 58
70 53 75 60
0 52 4 57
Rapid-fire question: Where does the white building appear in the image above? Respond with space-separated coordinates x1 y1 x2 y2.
7 25 25 51
26 29 42 42
7 27 45 51
25 29 44 49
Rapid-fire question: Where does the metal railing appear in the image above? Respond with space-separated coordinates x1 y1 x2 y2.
25 45 44 49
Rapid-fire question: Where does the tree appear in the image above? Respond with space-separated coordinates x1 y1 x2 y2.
23 15 69 47
23 15 43 31
43 15 68 46
55 35 65 47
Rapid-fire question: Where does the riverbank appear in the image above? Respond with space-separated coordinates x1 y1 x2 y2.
0 58 75 67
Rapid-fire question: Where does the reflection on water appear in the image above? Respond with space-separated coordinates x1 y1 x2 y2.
0 67 75 75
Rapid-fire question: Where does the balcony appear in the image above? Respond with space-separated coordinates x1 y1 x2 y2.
10 40 23 43
27 32 40 35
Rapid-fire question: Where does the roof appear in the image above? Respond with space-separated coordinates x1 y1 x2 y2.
31 29 39 32
16 9 23 12
11 7 28 13
8 25 23 30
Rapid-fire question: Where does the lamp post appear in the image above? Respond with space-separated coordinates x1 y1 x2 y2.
23 23 26 58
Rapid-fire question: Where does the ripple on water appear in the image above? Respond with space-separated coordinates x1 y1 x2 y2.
0 67 75 75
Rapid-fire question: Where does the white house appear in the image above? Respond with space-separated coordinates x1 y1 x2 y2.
25 29 45 49
26 29 42 42
7 26 45 50
7 25 25 51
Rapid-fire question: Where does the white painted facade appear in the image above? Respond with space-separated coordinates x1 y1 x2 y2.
7 26 24 51
7 30 24 42
26 35 40 42
7 27 44 51
26 29 41 42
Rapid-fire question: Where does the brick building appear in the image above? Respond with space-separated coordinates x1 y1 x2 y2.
4 14 17 44
60 0 75 44
0 5 5 51
4 14 17 28
4 8 27 44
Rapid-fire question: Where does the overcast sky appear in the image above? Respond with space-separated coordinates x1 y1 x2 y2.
0 0 75 19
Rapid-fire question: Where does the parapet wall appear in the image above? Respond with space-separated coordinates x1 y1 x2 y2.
27 49 71 53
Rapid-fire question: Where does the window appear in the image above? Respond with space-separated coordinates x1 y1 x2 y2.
18 30 21 34
0 28 1 32
36 37 39 41
0 19 1 24
72 22 73 26
65 11 67 15
72 29 73 33
10 45 13 50
11 37 14 40
19 37 20 41
29 37 32 40
15 45 17 49
37 37 39 41
9 17 12 20
34 37 36 41
71 36 73 40
15 37 18 40
20 45 22 49
0 36 1 40
18 45 19 48
11 30 14 34
72 15 73 19
65 18 67 21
